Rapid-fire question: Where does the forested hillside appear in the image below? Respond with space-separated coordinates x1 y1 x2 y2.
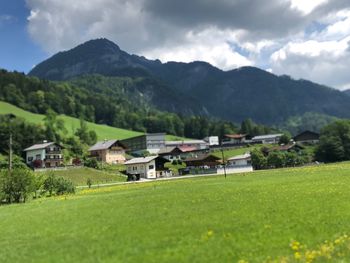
29 38 350 125
0 70 241 139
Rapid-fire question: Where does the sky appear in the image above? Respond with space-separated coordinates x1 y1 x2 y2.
1 0 350 90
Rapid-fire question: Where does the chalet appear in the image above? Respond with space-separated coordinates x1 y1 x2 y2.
184 154 221 168
165 140 209 150
158 146 184 161
227 153 252 167
222 134 247 145
88 140 127 164
124 156 172 180
121 133 166 154
267 143 304 153
24 141 64 168
252 134 283 144
293 131 320 144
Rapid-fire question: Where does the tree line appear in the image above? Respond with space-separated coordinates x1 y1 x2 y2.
0 70 278 139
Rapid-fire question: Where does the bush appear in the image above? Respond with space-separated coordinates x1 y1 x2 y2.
84 158 100 169
172 160 178 165
43 172 75 196
0 168 35 203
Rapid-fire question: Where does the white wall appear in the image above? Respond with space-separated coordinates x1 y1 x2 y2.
26 149 45 164
126 160 156 179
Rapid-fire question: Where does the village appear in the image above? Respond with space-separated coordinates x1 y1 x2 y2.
23 131 320 181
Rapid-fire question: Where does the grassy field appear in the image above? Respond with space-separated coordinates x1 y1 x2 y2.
44 167 127 186
1 162 350 262
211 144 268 159
0 101 187 141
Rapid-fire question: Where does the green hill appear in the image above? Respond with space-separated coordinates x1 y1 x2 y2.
0 101 141 140
0 101 187 141
1 162 350 262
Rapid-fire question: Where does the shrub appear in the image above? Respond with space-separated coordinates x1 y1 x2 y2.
43 172 75 196
84 158 99 169
55 177 75 195
0 168 35 203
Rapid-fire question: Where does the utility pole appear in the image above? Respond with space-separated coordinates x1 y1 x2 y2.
9 133 12 171
221 145 227 179
7 114 16 172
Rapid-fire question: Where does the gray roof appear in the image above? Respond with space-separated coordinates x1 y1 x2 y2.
24 142 55 152
166 140 208 146
228 153 251 161
88 140 119 151
252 134 283 140
124 156 158 165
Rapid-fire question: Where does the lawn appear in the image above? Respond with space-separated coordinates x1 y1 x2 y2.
0 101 187 141
43 167 127 186
1 162 350 262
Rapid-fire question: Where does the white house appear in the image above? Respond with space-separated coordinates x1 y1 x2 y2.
252 134 283 144
203 136 219 146
227 153 252 167
23 141 64 168
124 156 172 180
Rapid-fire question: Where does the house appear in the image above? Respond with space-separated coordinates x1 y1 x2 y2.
165 140 209 150
183 154 221 168
158 146 184 161
268 143 304 153
227 153 252 167
293 131 320 144
124 156 172 180
203 136 219 146
88 140 127 164
121 133 166 154
24 141 64 168
252 134 283 144
222 134 247 145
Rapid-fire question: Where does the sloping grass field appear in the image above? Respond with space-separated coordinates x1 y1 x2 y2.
0 101 186 141
1 162 350 262
45 167 127 186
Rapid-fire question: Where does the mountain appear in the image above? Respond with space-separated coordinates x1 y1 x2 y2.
344 89 350 96
29 38 350 125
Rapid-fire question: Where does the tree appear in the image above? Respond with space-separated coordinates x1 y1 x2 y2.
75 119 97 145
43 109 67 143
267 151 286 168
0 168 35 203
316 120 350 162
279 134 291 145
251 149 267 170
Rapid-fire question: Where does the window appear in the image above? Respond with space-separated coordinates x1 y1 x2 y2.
149 165 154 169
28 157 33 162
36 154 41 160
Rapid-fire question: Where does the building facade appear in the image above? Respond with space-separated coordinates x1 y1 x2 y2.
124 156 172 179
252 134 283 144
88 140 127 164
121 133 166 154
293 131 320 144
24 142 64 168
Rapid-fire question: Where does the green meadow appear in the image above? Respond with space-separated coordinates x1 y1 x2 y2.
1 162 350 262
0 101 186 141
44 167 127 186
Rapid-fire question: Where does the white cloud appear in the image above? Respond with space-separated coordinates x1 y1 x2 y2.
290 0 328 14
25 0 350 89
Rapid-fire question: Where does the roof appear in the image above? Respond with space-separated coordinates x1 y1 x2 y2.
228 153 251 161
294 130 320 139
225 134 246 139
178 146 198 152
88 140 126 151
184 154 221 162
124 156 158 165
24 142 56 152
252 134 283 140
269 143 304 152
166 140 208 146
158 146 184 155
